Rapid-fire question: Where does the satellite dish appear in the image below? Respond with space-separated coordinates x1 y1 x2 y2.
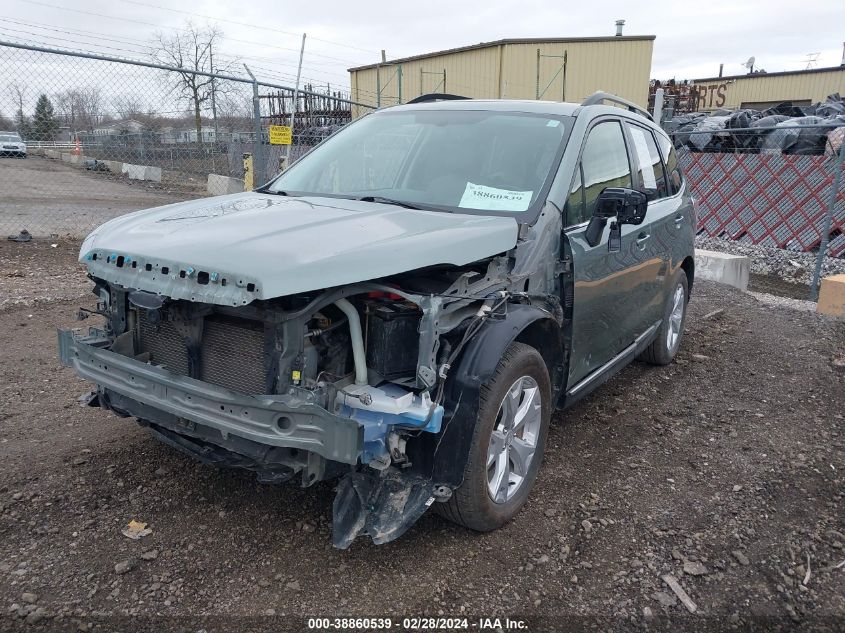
744 56 755 71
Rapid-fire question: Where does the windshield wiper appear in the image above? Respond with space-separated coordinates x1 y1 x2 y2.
357 195 423 210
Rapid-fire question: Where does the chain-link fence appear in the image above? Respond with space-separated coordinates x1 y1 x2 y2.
0 40 373 238
668 117 845 298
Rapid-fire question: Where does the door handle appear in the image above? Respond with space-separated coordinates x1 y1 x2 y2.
636 232 650 250
674 214 685 228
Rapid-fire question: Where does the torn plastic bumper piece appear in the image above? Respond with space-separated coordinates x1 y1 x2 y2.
332 468 436 549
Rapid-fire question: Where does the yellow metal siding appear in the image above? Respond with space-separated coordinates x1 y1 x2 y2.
500 40 653 105
693 69 845 110
350 38 654 110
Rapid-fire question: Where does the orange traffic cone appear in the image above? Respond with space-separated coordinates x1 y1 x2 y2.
72 138 81 156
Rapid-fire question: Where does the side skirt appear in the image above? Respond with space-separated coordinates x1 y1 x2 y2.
562 321 661 408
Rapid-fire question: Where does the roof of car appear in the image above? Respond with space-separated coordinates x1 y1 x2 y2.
380 99 662 130
382 99 582 116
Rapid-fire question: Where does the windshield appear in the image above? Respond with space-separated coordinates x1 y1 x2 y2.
266 109 570 220
0 134 22 142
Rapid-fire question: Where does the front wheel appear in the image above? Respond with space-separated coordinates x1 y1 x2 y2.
436 342 551 532
640 268 689 365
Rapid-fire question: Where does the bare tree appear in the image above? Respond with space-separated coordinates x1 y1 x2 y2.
113 94 145 120
151 22 233 144
215 89 253 136
81 87 103 131
8 83 29 135
54 90 80 132
55 87 104 133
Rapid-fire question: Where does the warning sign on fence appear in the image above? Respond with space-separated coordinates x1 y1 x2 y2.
268 125 292 145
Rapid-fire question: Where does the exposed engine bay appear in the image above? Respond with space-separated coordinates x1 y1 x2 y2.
60 249 564 547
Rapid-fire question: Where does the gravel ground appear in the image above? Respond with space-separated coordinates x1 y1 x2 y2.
695 236 845 286
0 240 89 310
0 156 199 239
0 247 844 633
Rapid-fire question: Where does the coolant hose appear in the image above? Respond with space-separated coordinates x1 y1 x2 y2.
334 299 368 386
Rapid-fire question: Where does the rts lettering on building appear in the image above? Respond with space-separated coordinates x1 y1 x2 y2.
696 83 728 109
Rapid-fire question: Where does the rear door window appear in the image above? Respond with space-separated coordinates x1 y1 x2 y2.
627 124 668 200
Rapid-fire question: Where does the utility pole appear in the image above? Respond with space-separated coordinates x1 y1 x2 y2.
284 33 306 169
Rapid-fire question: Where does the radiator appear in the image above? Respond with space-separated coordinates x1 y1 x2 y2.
137 312 268 395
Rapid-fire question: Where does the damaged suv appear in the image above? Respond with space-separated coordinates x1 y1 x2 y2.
59 93 695 548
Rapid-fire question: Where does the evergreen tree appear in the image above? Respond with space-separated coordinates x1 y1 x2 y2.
32 94 58 141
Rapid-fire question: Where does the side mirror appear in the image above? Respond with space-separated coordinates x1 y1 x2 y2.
584 188 649 250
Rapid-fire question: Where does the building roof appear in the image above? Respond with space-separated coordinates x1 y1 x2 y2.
693 65 845 83
348 35 657 72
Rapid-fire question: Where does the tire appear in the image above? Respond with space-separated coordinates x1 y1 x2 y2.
639 268 689 366
436 341 551 532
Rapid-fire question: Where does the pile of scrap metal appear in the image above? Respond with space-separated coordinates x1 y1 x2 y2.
666 93 845 155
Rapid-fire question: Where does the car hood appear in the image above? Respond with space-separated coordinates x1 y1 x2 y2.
80 192 519 305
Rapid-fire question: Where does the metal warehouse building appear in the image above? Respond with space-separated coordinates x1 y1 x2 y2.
348 35 655 109
691 66 845 111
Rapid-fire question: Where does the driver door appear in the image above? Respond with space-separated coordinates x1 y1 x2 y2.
563 119 663 387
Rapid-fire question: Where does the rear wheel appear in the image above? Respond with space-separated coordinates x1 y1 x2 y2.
640 269 689 365
437 342 551 531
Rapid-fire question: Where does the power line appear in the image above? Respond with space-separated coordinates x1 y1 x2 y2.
0 31 384 101
113 0 379 55
0 19 377 94
15 0 374 67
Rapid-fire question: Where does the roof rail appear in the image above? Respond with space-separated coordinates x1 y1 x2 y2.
581 91 653 121
407 93 470 104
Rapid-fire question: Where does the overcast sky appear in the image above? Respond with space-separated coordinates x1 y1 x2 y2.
1 0 843 94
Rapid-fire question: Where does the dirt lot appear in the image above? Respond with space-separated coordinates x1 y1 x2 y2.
0 156 199 239
1 240 844 632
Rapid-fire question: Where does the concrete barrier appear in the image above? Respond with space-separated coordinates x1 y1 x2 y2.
126 164 162 183
60 153 83 167
101 160 123 173
817 274 845 317
694 249 750 291
44 149 60 159
207 173 244 196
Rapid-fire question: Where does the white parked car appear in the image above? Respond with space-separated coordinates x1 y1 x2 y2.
0 132 27 158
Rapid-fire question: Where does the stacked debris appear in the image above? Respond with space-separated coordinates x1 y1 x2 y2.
666 94 845 155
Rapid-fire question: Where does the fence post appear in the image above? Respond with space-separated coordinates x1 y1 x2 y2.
244 64 265 186
243 152 254 191
653 88 664 124
810 140 845 301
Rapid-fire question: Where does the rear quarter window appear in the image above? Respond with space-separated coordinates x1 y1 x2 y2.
656 133 683 196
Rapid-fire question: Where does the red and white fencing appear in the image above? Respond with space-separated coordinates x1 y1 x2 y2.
679 151 845 258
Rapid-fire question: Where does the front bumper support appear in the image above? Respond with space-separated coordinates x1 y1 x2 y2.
58 329 364 464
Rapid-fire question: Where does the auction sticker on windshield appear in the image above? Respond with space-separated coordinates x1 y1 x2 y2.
458 182 533 212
